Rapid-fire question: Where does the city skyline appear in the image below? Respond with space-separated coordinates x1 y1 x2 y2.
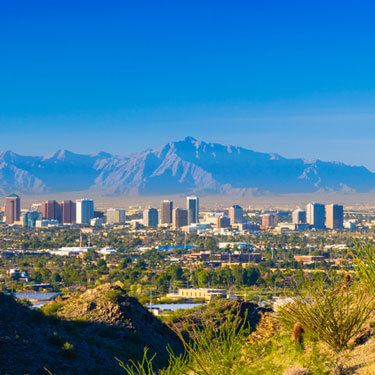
0 192 345 232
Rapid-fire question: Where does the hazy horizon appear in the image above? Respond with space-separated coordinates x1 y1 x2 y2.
17 191 375 211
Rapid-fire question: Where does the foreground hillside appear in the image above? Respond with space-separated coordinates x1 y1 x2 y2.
0 283 373 374
1 137 375 195
0 285 182 374
120 245 375 375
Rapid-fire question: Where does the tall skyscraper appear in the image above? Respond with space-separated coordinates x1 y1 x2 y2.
160 200 173 225
325 204 344 229
187 196 199 224
76 199 94 225
172 208 188 229
306 203 326 230
106 208 126 224
261 213 278 229
229 204 243 225
143 207 159 227
292 208 306 224
5 194 21 224
61 200 76 223
41 200 62 222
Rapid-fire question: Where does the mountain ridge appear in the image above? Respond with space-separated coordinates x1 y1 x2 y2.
0 137 374 196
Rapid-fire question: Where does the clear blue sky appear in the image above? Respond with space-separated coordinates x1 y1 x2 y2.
1 1 375 170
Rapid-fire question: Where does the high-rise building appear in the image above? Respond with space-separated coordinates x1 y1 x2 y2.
229 205 243 225
325 204 344 230
143 207 159 227
160 200 173 225
41 200 62 222
187 196 199 224
76 199 94 225
23 211 42 228
5 194 21 224
261 213 278 229
61 200 76 223
172 208 188 229
292 208 306 225
106 208 126 224
306 203 326 230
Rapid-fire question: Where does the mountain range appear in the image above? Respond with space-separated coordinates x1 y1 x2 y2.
0 136 374 196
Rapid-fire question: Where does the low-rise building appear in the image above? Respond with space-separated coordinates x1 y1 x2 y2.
50 246 92 256
168 288 227 301
294 255 326 264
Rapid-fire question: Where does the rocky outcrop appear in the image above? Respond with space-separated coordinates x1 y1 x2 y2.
0 285 182 374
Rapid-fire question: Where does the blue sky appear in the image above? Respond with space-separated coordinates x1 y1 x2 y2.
1 1 375 169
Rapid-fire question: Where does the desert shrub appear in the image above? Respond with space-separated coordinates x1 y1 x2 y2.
352 243 375 295
61 341 75 359
118 313 250 374
41 301 64 316
104 289 123 303
117 348 158 375
278 282 374 353
175 313 249 374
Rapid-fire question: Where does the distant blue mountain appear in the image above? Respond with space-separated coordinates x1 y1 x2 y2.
0 137 374 195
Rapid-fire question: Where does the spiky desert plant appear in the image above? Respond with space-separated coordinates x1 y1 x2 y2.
278 282 374 353
352 243 375 295
117 348 156 375
173 312 250 374
118 312 250 374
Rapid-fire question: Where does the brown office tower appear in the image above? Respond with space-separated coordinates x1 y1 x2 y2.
41 200 62 222
160 200 173 224
5 194 21 224
261 213 278 229
61 200 76 223
172 208 188 229
229 204 243 225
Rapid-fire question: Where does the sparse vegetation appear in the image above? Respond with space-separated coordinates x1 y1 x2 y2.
118 244 375 375
278 282 374 353
61 341 75 359
352 243 375 295
104 288 123 303
41 301 64 316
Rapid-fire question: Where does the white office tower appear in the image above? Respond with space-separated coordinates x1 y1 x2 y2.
106 208 126 224
143 207 159 227
306 202 325 230
187 195 199 224
76 199 94 225
292 208 306 224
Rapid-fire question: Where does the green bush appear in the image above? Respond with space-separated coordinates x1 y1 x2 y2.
352 243 375 295
104 289 123 303
61 341 75 359
118 313 250 374
278 282 374 353
41 301 64 316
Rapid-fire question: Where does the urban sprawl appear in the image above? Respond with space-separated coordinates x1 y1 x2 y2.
0 193 372 313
